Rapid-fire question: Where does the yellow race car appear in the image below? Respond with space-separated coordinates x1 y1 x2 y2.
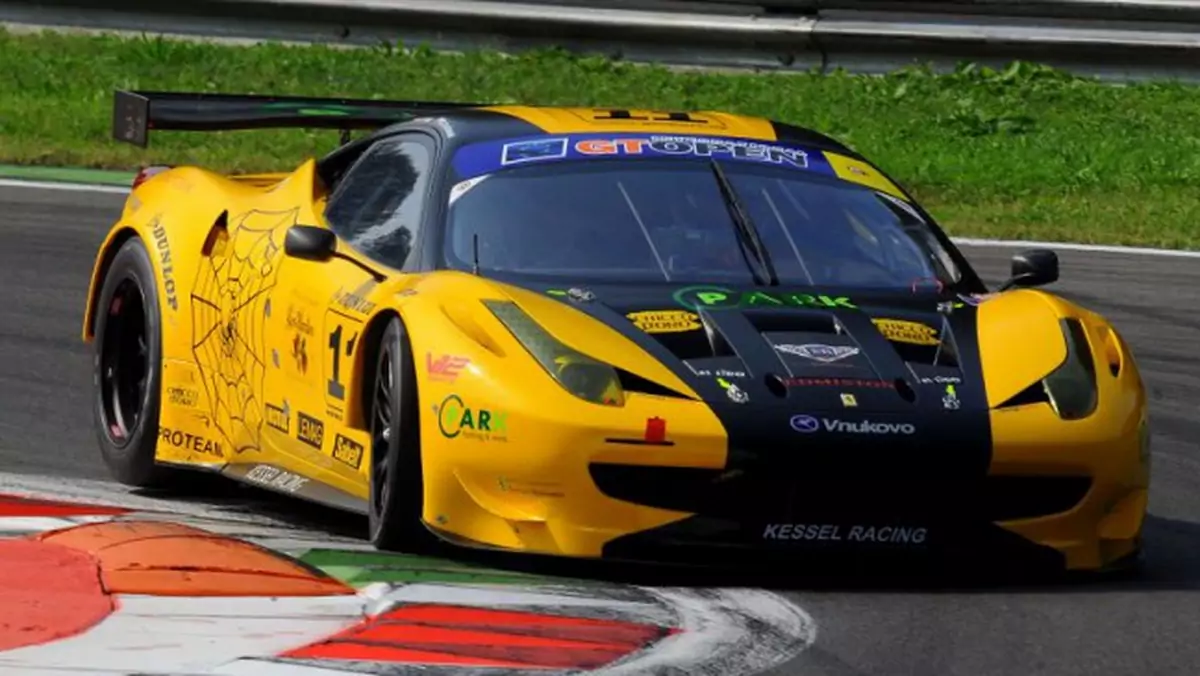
83 90 1150 572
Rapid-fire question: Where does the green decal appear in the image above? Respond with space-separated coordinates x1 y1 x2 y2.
546 289 568 296
673 285 737 310
259 102 359 116
299 549 566 586
697 291 730 306
436 394 509 441
674 285 857 311
744 291 784 306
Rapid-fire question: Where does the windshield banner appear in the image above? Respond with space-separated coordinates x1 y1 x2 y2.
452 133 840 181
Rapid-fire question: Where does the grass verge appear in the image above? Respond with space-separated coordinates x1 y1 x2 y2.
2 29 1199 247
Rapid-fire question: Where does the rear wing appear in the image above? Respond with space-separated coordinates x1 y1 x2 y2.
112 90 486 147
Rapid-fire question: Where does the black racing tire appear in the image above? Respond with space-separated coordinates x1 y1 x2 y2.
367 317 431 551
92 237 172 488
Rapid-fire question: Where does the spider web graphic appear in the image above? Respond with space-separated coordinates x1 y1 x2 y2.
191 209 295 455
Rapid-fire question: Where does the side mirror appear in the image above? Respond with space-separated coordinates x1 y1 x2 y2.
999 248 1058 291
285 225 336 262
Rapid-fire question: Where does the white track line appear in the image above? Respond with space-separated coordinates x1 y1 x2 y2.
3 177 1198 257
0 177 129 194
953 236 1200 258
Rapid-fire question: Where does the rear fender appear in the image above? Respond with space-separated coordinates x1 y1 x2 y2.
82 167 233 347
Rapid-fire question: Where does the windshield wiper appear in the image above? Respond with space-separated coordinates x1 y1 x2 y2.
709 159 778 286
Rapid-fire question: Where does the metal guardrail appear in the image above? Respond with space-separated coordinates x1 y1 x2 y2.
2 0 1199 80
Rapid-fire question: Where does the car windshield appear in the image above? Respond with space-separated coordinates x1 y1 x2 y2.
443 152 963 289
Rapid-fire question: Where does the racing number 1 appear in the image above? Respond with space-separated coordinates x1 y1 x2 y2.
327 323 358 400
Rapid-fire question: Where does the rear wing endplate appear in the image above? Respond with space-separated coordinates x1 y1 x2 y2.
112 90 485 147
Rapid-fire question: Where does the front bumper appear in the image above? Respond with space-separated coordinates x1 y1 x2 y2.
432 454 1144 573
591 464 1145 572
423 396 1147 574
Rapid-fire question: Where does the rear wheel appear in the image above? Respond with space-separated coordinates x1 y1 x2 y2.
92 237 170 487
367 317 430 551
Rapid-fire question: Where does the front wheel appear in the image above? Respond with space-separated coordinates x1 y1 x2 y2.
367 317 430 551
92 237 170 487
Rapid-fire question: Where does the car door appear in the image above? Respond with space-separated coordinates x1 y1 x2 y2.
258 132 436 502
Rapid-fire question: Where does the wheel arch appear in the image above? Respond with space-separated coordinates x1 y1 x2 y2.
82 227 141 341
355 308 406 431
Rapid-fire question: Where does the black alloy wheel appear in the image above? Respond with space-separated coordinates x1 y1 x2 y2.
100 278 149 442
92 237 170 487
367 317 429 551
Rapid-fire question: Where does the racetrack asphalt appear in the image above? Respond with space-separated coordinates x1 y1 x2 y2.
1 183 1198 676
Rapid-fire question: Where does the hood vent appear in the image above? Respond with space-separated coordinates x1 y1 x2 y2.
646 326 723 361
889 338 959 368
616 368 693 400
744 308 840 335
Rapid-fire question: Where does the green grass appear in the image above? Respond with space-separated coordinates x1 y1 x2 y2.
3 29 1200 247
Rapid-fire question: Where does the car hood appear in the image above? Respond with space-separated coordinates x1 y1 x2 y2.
510 282 981 409
495 279 1008 478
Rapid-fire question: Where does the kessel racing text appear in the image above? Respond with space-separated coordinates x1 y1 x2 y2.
763 523 928 545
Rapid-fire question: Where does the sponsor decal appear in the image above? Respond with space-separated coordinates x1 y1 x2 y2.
427 353 470 383
436 394 509 442
150 217 178 311
333 285 377 315
566 287 595 303
292 334 308 374
872 318 940 346
627 310 701 334
718 377 749 404
690 366 747 379
166 386 198 408
783 377 894 389
942 383 961 410
545 287 596 302
840 393 858 407
502 137 568 165
574 136 809 168
776 344 860 363
762 523 928 545
673 286 857 312
919 375 962 384
158 427 222 458
497 477 566 498
790 415 820 433
332 434 364 470
297 412 325 449
791 415 916 435
245 464 308 493
287 305 314 336
265 402 289 433
497 135 811 169
449 176 488 205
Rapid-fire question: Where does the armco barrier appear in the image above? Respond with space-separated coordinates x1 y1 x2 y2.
2 0 1199 79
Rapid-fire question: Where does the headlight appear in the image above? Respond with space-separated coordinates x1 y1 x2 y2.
484 300 625 407
1042 319 1098 420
